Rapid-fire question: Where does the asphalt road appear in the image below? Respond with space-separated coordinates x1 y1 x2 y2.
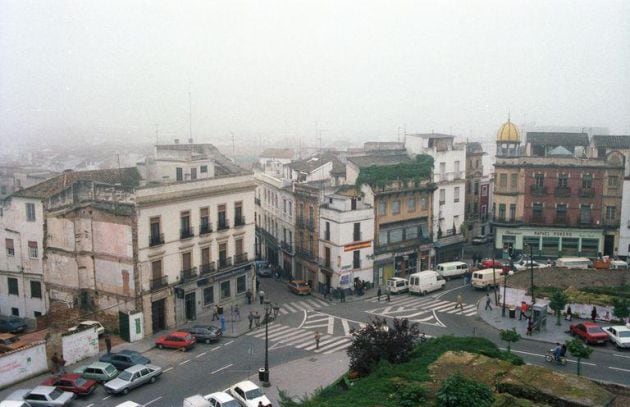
2 272 630 405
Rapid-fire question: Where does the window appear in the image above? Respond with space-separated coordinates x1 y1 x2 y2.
324 222 330 241
405 226 418 240
151 259 162 280
439 189 445 205
200 165 208 173
581 238 599 257
5 238 14 256
580 204 591 224
26 203 36 222
532 203 543 219
454 187 460 203
407 198 416 211
34 311 42 318
204 286 214 305
8 277 18 295
389 229 403 243
176 167 183 181
509 204 516 221
30 281 42 298
467 181 472 193
481 185 488 196
542 237 559 256
201 247 210 267
454 161 460 176
190 167 197 180
200 207 210 234
220 281 231 299
283 199 287 214
11 308 19 316
534 173 544 187
558 174 568 188
235 238 243 256
288 201 293 216
353 223 361 241
510 174 517 190
378 201 387 215
28 241 38 258
556 204 567 219
498 204 506 220
237 275 246 294
378 230 388 245
420 196 428 210
582 173 592 189
606 206 616 221
182 251 192 272
180 211 191 238
218 204 227 229
440 162 446 178
474 181 479 195
392 200 400 215
150 217 161 245
608 176 619 188
353 250 360 269
219 242 228 267
499 174 507 189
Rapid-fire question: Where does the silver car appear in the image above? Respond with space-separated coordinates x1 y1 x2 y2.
104 364 162 395
19 386 75 406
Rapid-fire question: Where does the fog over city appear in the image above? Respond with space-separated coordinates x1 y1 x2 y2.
1 0 629 151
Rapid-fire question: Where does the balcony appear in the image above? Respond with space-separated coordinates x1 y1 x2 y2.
199 222 213 236
555 186 571 197
319 257 333 270
530 185 547 196
150 275 168 290
217 219 230 231
579 217 592 226
579 188 595 198
199 262 216 275
218 257 233 269
490 216 524 226
553 215 568 225
149 233 164 247
255 197 261 206
180 226 194 240
281 241 293 253
353 260 361 269
234 252 249 265
296 246 316 261
353 232 362 242
531 215 545 224
296 216 315 231
234 216 246 227
181 267 197 281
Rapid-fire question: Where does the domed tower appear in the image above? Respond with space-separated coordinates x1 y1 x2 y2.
496 119 521 157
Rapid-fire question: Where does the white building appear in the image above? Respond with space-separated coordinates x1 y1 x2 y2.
405 133 466 263
258 148 294 178
319 190 374 290
0 195 46 319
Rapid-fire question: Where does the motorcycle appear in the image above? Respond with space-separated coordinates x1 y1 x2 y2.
544 350 567 366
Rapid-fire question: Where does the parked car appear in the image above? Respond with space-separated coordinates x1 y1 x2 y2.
0 333 28 353
187 325 222 344
513 260 550 272
0 317 28 334
287 280 311 295
204 391 241 407
104 364 162 395
155 331 196 351
114 402 143 407
480 259 508 269
100 350 151 370
228 380 272 407
20 386 75 406
68 320 105 336
255 260 273 277
73 361 119 382
41 373 97 396
570 322 609 345
603 325 630 350
472 235 490 245
1 389 31 407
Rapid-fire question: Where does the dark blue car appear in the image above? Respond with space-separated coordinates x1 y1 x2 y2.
99 350 150 370
0 317 28 333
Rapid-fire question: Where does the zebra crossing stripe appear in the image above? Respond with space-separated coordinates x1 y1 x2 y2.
411 314 437 322
283 303 299 313
327 316 334 335
304 336 343 351
295 335 332 349
308 299 328 308
402 310 431 318
251 326 294 339
433 302 458 312
313 338 351 353
291 335 319 348
279 309 289 315
304 315 329 323
426 300 451 310
245 323 279 336
266 327 298 339
275 330 313 343
323 341 352 355
341 319 350 336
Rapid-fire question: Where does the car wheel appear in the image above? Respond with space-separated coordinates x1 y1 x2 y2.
422 291 428 296
205 339 211 344
158 344 164 349
123 388 129 395
150 376 157 383
617 344 622 351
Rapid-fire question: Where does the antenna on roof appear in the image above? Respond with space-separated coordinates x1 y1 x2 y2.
231 131 236 163
188 83 193 142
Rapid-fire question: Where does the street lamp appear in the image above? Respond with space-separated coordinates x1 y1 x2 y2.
260 300 271 387
528 244 535 304
501 269 514 317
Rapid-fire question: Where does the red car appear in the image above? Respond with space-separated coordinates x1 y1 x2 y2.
41 373 97 396
155 331 196 351
480 259 507 269
570 322 609 345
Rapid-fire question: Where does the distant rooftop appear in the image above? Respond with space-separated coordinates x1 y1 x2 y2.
155 143 247 176
592 135 630 149
406 133 455 140
260 148 294 159
347 154 411 168
288 152 344 174
526 132 589 147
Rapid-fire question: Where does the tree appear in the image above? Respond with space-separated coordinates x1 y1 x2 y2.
436 373 494 407
549 289 569 326
566 338 593 376
613 298 630 323
499 328 520 353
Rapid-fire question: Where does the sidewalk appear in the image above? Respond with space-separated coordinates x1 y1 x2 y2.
477 299 574 344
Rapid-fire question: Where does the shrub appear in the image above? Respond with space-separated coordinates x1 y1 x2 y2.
436 373 494 407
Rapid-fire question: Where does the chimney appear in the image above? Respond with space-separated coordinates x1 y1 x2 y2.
174 139 180 144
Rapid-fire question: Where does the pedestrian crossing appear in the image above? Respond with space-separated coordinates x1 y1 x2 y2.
245 322 354 355
366 294 477 317
301 311 365 336
274 298 331 315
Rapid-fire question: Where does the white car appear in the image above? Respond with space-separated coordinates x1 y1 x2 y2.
513 260 550 272
204 392 241 407
471 235 490 245
68 320 105 336
19 386 75 406
228 381 271 407
115 402 143 407
604 325 630 350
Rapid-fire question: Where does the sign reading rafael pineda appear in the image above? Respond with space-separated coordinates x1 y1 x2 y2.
495 226 604 251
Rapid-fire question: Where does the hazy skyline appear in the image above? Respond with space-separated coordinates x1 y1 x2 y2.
1 0 629 150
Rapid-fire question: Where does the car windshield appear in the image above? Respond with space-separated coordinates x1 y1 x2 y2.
223 400 241 407
50 388 64 399
74 377 87 386
619 331 630 338
105 365 117 374
118 371 133 381
245 388 263 399
587 327 604 334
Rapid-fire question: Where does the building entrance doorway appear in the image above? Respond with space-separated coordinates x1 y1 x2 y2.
604 235 615 257
151 299 166 333
185 292 196 321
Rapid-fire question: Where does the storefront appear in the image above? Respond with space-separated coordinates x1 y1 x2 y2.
495 227 604 258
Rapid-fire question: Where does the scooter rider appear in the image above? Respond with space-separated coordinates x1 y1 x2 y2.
552 342 563 361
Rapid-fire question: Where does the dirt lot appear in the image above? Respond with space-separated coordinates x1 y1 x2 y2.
509 268 630 291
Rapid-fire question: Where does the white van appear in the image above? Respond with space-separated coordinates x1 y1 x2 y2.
555 257 592 269
471 268 505 289
610 260 629 270
408 271 446 296
436 261 469 280
386 277 409 294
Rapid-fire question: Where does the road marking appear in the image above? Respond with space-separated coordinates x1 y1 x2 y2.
313 338 351 352
164 367 173 373
223 340 234 346
609 366 630 373
102 396 111 401
613 353 630 359
505 349 597 366
327 316 334 335
212 363 233 374
434 284 467 298
180 359 191 365
86 404 94 407
283 303 299 312
196 351 208 358
323 341 353 354
145 396 163 406
342 319 350 336
211 346 221 351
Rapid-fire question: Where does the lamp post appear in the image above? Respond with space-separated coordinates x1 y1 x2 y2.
491 248 498 305
261 300 271 387
528 244 535 304
501 269 514 317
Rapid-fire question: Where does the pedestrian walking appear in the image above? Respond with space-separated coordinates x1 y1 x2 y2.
212 304 219 321
104 332 112 353
377 287 382 302
51 352 60 374
386 288 391 302
58 354 66 374
314 331 321 349
591 305 597 322
234 304 240 321
526 318 533 336
485 293 493 311
272 303 280 319
220 314 226 332
254 311 261 328
455 294 464 311
246 290 253 304
565 305 572 321
259 289 265 305
340 289 346 303
248 311 254 330
519 302 528 320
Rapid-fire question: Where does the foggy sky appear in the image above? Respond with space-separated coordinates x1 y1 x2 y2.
1 0 629 149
